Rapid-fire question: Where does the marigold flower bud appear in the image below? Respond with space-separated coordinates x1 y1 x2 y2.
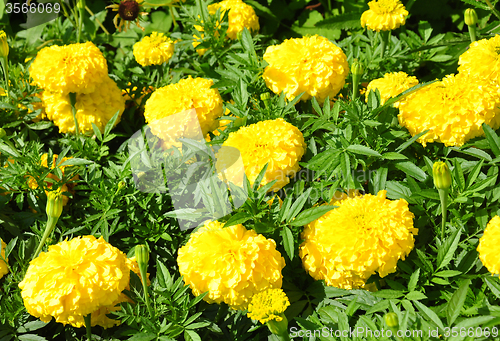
77 0 85 10
0 31 8 59
135 244 149 266
433 161 452 191
464 8 478 26
384 312 399 328
46 190 63 220
351 59 364 77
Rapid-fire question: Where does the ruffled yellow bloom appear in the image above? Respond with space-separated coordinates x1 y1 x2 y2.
177 220 286 310
398 73 500 147
0 238 8 280
365 72 419 106
263 35 349 103
42 77 125 135
133 32 175 67
478 216 500 275
299 190 417 289
215 118 306 192
144 76 223 138
19 236 130 328
247 288 289 324
361 0 408 32
458 35 500 85
207 0 259 40
29 42 108 94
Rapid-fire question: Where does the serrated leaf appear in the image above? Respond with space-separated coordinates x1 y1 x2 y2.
371 289 405 299
446 279 470 326
382 152 408 160
408 268 420 292
280 226 294 260
290 205 337 226
434 270 462 278
483 123 500 157
395 129 430 153
58 158 94 167
484 276 500 299
414 301 445 330
436 229 462 270
346 144 382 157
405 291 427 301
285 188 312 223
395 161 427 181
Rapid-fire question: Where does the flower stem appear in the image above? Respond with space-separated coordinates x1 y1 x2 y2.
33 216 58 259
83 314 92 341
438 189 449 240
484 0 500 20
69 92 80 136
468 24 477 43
380 31 390 59
139 265 154 318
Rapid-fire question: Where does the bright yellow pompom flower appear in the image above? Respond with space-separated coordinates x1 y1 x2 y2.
361 0 408 32
299 190 417 290
133 32 175 67
208 0 260 40
478 216 500 275
365 71 418 106
247 288 290 324
29 42 108 94
458 35 500 85
18 236 130 328
263 35 349 103
144 76 223 138
215 118 306 192
42 77 125 135
398 73 500 147
0 238 8 279
177 220 286 310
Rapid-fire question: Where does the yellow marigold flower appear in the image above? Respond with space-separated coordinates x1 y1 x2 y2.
247 288 290 324
207 0 259 40
0 30 8 59
299 190 417 289
177 220 286 310
144 76 223 137
29 42 108 94
133 32 175 67
458 35 500 85
263 35 349 103
478 216 500 275
42 77 125 135
361 0 408 32
365 72 419 106
397 73 500 147
18 236 130 328
215 118 306 192
0 238 8 279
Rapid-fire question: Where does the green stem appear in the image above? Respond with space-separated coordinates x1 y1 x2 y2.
468 24 477 43
0 57 9 97
69 93 80 136
352 72 361 101
33 216 58 259
484 0 500 20
139 266 154 318
380 31 390 59
83 314 92 341
438 189 449 240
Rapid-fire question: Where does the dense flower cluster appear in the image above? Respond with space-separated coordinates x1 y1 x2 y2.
458 35 500 85
29 42 108 94
247 288 290 324
18 236 130 328
478 216 500 275
42 77 125 134
177 220 286 310
207 0 260 40
133 31 175 66
365 71 419 106
299 190 417 289
144 76 223 138
397 73 500 147
0 238 8 280
263 35 349 103
215 118 306 191
361 0 408 32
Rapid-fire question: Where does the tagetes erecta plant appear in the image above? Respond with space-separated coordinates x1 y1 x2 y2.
365 71 419 106
361 0 408 32
458 34 500 85
133 32 175 67
207 0 260 40
300 190 417 290
177 220 286 310
478 216 500 275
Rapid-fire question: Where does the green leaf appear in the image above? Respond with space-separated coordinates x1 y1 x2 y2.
92 123 103 142
156 260 173 290
290 205 337 226
408 268 420 292
447 316 497 341
446 279 470 326
484 276 500 299
18 335 47 341
224 212 252 227
483 123 500 157
453 159 465 192
395 162 427 181
465 160 484 189
285 188 312 223
405 291 427 301
436 228 462 271
395 130 430 153
414 301 445 330
315 11 363 30
104 110 121 137
452 147 492 161
128 333 157 341
280 226 294 260
371 289 405 299
382 152 408 160
184 330 201 341
346 144 382 157
434 270 462 278
459 0 490 10
58 158 94 167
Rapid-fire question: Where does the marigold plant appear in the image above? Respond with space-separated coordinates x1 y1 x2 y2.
0 238 8 280
478 216 500 275
133 32 175 67
207 0 260 40
177 220 286 310
299 190 417 289
361 0 408 32
262 35 349 103
365 71 418 106
247 288 290 324
458 34 500 85
18 235 130 328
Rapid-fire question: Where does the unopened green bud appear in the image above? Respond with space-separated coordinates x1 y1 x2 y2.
0 128 6 140
46 189 63 219
266 313 288 336
465 8 478 26
135 244 149 266
384 312 399 328
0 31 8 59
260 93 270 101
77 0 86 10
351 59 364 76
433 161 452 191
